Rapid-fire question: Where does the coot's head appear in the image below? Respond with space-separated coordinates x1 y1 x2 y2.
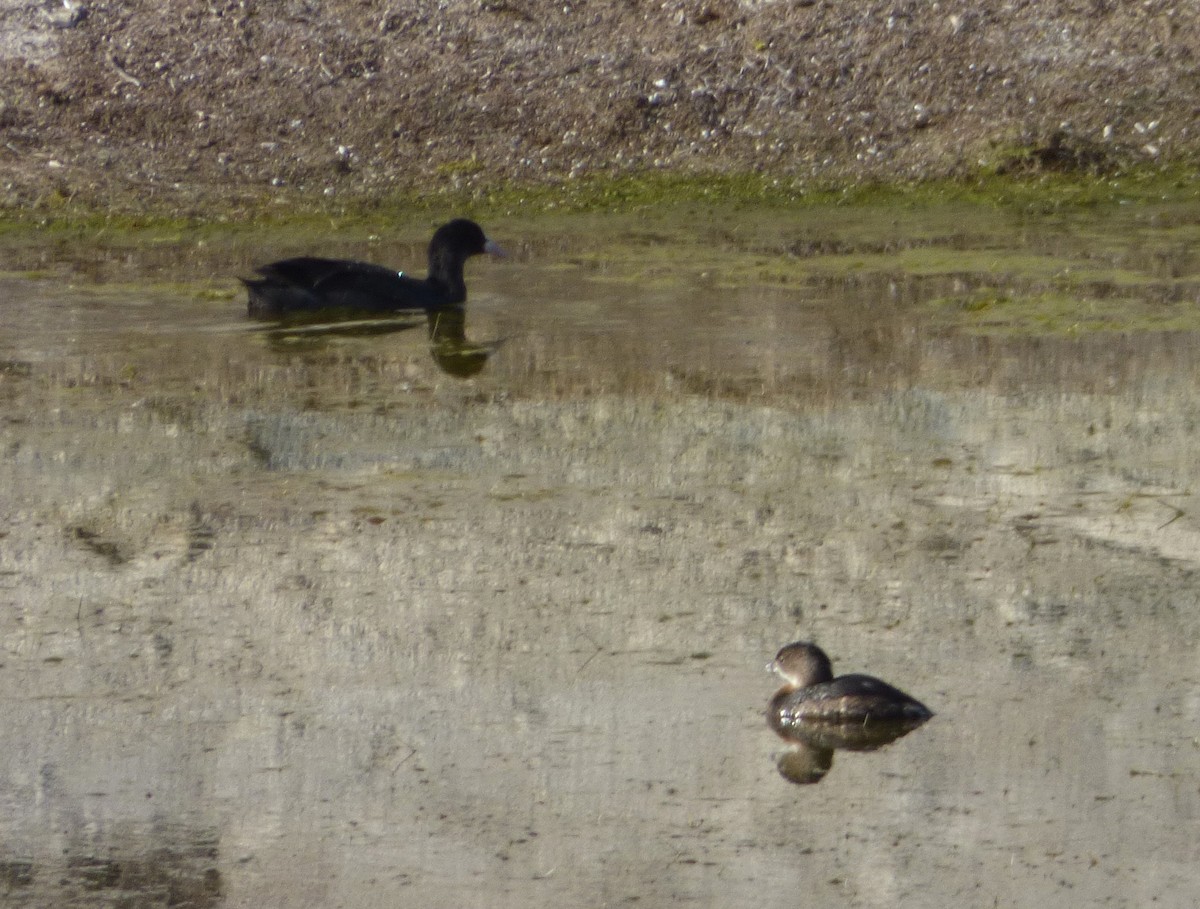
430 219 506 260
769 641 834 688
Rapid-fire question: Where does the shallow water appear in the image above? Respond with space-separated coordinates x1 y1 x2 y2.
2 203 1200 908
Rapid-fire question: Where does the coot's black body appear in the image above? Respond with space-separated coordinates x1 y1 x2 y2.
243 219 502 319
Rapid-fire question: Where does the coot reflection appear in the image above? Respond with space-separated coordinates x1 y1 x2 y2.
767 640 933 785
258 308 500 379
426 306 495 378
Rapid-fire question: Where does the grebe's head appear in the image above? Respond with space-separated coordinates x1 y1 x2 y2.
769 641 834 688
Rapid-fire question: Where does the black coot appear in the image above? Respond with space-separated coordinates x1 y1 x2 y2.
243 218 504 319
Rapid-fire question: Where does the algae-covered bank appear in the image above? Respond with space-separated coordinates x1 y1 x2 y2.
3 199 1200 908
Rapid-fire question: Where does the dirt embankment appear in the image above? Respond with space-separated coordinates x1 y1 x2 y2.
1 0 1198 214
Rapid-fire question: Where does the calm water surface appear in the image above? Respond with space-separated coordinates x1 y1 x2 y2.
2 204 1199 907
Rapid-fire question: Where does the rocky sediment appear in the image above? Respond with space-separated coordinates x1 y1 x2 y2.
1 0 1197 212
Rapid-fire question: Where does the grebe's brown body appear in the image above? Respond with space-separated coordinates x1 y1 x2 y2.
768 641 933 748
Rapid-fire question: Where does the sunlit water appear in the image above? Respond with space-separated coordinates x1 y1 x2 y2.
2 204 1199 908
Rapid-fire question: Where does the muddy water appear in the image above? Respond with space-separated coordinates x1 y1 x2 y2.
2 205 1199 908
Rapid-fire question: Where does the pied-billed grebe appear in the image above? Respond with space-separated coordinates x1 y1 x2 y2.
243 219 505 319
768 641 933 740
